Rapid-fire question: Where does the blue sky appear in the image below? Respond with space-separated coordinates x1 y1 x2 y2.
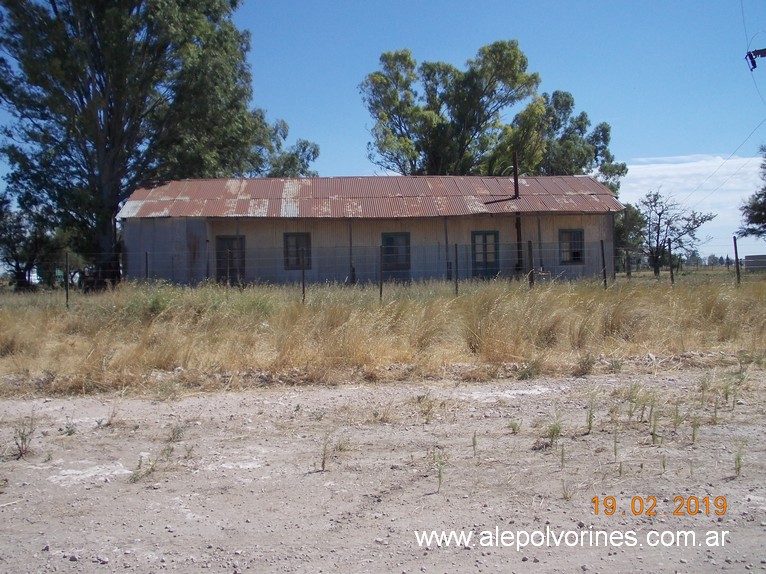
236 0 766 257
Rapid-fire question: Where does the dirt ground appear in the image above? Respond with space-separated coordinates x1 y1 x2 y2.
0 360 765 574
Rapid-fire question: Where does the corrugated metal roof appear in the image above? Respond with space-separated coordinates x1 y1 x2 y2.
117 176 624 220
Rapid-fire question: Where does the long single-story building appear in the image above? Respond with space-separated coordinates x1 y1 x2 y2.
117 175 624 284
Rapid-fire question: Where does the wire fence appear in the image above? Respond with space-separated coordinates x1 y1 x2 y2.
6 239 763 304
118 240 618 286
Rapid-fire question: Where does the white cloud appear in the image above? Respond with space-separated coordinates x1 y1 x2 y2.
619 155 766 257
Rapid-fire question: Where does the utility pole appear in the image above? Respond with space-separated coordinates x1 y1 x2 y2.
746 48 766 71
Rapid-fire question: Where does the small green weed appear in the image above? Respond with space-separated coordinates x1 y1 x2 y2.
735 443 746 478
13 415 35 459
60 417 77 436
432 448 448 493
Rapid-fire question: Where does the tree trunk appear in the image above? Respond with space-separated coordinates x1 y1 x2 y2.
649 253 661 276
13 268 30 291
94 209 121 287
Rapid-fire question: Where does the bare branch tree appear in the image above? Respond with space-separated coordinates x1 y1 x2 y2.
638 190 716 276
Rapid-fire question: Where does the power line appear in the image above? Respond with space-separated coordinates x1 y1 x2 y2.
676 115 766 206
741 0 750 49
741 0 766 101
687 153 759 209
749 72 766 107
671 4 766 207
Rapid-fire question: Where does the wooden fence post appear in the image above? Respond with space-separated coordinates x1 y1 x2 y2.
668 240 674 286
733 236 741 287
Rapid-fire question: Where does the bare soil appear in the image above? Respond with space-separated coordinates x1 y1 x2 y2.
0 363 764 573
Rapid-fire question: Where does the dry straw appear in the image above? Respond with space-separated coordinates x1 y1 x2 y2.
0 273 764 395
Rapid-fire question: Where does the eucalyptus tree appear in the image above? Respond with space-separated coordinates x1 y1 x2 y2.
0 0 317 282
360 40 540 176
360 40 626 192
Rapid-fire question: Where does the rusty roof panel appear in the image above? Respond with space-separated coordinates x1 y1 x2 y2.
402 195 439 217
167 199 203 217
198 199 228 217
432 195 466 216
247 198 269 217
266 198 282 218
118 176 624 220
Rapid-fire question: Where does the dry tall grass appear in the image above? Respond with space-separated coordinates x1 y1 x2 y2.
0 274 764 395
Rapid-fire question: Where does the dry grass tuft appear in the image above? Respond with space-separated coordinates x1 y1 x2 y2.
0 273 764 395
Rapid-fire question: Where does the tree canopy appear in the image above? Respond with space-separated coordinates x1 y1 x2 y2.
0 0 318 281
0 192 58 289
737 144 766 240
359 40 627 192
614 203 646 253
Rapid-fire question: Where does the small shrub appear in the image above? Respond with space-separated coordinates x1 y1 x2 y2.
432 447 448 494
608 358 623 373
547 413 562 447
691 417 701 444
60 417 77 436
735 443 746 478
561 480 575 500
320 432 331 472
168 423 186 443
518 358 542 381
13 415 35 459
585 399 596 435
573 353 596 376
129 456 156 483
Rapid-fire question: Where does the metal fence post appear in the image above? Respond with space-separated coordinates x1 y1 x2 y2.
454 243 459 296
65 251 70 309
733 236 741 287
300 247 306 303
379 245 383 302
527 241 534 288
205 239 210 281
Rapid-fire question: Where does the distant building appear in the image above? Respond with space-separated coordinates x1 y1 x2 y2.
117 175 624 284
744 255 766 272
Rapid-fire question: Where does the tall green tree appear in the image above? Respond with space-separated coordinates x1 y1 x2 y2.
485 91 627 192
0 0 318 282
360 40 540 176
360 41 627 192
737 144 766 239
